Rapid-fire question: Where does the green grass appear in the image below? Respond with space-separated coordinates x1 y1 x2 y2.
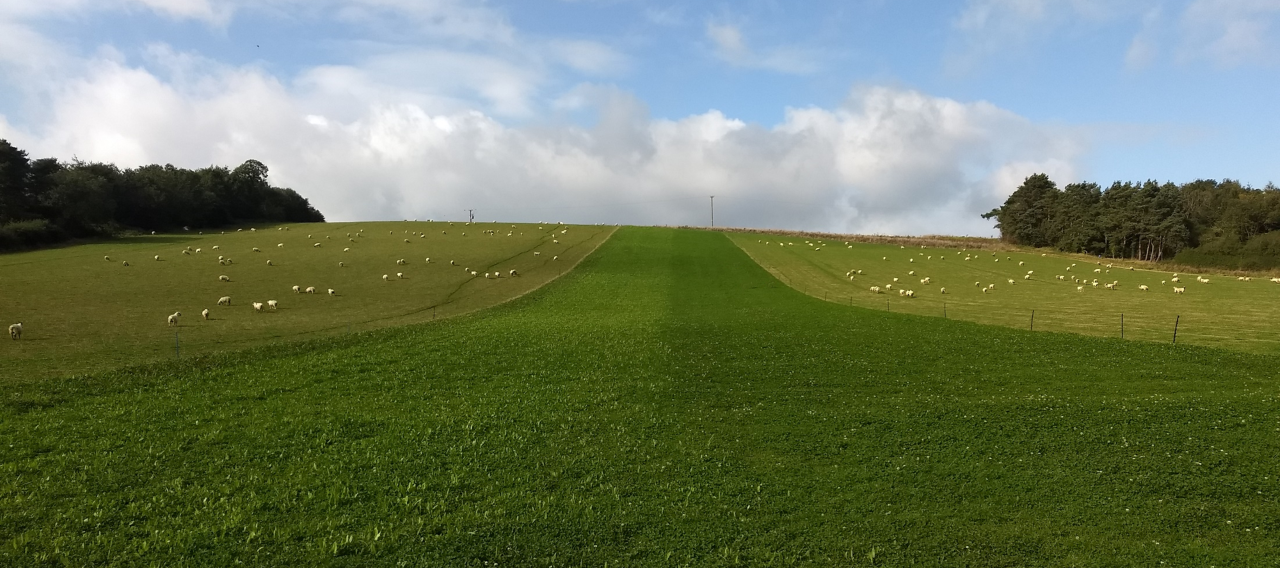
3 227 1279 565
0 221 612 383
728 232 1280 354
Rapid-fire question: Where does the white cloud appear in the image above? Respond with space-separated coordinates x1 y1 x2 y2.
949 0 1154 72
1179 0 1280 66
705 22 820 75
0 49 1084 236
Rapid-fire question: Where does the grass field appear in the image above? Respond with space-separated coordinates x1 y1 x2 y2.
3 227 1279 566
0 221 613 383
729 232 1280 354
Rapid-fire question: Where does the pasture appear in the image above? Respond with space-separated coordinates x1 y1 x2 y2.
0 221 612 383
3 227 1279 566
730 233 1280 354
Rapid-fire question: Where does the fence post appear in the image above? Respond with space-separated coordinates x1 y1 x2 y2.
943 302 946 319
1173 315 1180 344
1120 313 1124 339
1030 310 1034 331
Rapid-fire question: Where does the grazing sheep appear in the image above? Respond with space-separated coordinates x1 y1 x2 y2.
396 259 406 265
266 260 273 266
252 302 264 313
327 289 335 296
182 250 191 255
201 309 210 320
908 270 915 275
1171 277 1180 283
305 286 316 294
267 300 277 309
404 239 411 243
167 312 181 326
1008 279 1016 285
104 255 111 261
534 252 540 256
278 243 284 248
218 296 231 306
940 287 946 294
898 289 906 296
339 262 345 267
1104 283 1115 289
397 272 404 279
292 285 300 293
1024 275 1031 280
219 275 230 282
1139 285 1149 291
122 261 130 266
313 243 321 248
9 323 22 340
383 274 389 282
510 269 518 276
252 247 261 252
553 256 559 260
870 286 882 294
451 260 457 265
1173 287 1185 294
470 271 478 276
982 287 989 293
425 258 431 263
154 255 161 261
212 246 219 250
905 290 915 298
344 248 350 252
920 277 931 284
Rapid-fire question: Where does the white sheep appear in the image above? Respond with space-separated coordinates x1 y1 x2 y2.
292 285 301 293
1008 279 1016 285
1171 277 1180 283
266 260 273 266
1024 275 1031 280
122 261 130 266
167 312 182 326
905 290 915 298
939 287 946 294
218 296 231 306
252 302 264 313
553 256 558 260
344 248 350 252
870 286 882 294
1077 286 1084 291
252 247 261 252
314 243 322 248
908 270 915 275
278 243 284 248
267 300 277 309
182 250 190 255
383 274 389 282
510 269 518 276
327 289 336 296
339 262 345 267
534 252 540 256
1139 285 1149 291
154 255 161 261
202 309 210 320
1173 287 1185 294
470 271 478 276
219 275 231 282
899 289 906 296
305 286 316 294
8 323 21 340
104 255 111 261
397 272 404 279
425 258 431 263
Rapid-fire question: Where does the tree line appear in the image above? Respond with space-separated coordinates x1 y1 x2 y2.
0 139 324 250
983 173 1280 264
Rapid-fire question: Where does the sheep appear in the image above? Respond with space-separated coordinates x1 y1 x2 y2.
339 262 345 267
217 296 231 306
182 250 191 255
344 248 350 252
252 247 261 252
122 261 129 266
396 259 406 265
266 260 273 266
253 302 264 313
1007 278 1016 285
1077 286 1084 291
553 256 559 260
383 274 389 282
905 290 915 298
218 275 231 282
1056 275 1065 281
8 323 21 340
327 289 336 296
292 285 300 293
1139 285 1149 291
1104 282 1115 289
1171 277 1180 283
982 287 990 293
1094 268 1101 273
313 243 322 248
534 252 540 256
885 284 893 290
212 245 220 250
470 270 478 276
510 269 518 276
154 255 161 261
939 287 946 294
1026 270 1034 275
975 281 981 286
920 277 931 284
892 277 899 282
397 272 404 279
1173 287 1185 294
278 243 284 248
167 312 182 326
908 270 915 275
1019 261 1024 266
870 286 882 294
898 289 906 296
451 260 457 265
305 286 316 294
267 300 277 309
104 255 111 261
1023 274 1030 280
202 308 210 320
909 258 913 263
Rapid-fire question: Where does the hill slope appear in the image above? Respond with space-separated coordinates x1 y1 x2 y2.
3 227 1278 565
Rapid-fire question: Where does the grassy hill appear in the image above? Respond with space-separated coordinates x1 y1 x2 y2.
0 221 613 383
729 232 1280 354
3 227 1278 565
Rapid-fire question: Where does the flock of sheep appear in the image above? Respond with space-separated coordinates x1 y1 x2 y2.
755 237 1241 303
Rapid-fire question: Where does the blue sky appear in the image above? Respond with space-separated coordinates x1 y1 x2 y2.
1 0 1277 235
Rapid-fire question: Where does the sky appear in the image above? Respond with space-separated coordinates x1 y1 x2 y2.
1 1 1277 236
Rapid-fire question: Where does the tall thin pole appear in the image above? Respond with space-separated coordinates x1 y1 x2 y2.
466 209 475 223
1173 315 1180 344
1121 313 1124 339
710 196 715 227
1030 310 1034 331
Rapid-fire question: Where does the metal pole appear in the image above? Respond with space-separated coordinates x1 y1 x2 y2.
943 302 946 319
710 196 715 227
1173 315 1180 344
1121 313 1124 339
1030 310 1034 331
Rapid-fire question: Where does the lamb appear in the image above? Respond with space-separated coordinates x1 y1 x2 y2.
870 286 882 294
8 323 21 340
202 308 210 320
1139 285 1149 291
292 285 301 293
1077 286 1084 291
267 300 277 309
397 272 404 279
219 275 231 282
904 290 915 298
1171 277 1180 283
253 302 264 313
167 312 181 326
1173 287 1185 294
154 255 161 261
305 286 316 294
328 289 336 296
218 296 231 305
383 274 389 282
509 269 518 276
